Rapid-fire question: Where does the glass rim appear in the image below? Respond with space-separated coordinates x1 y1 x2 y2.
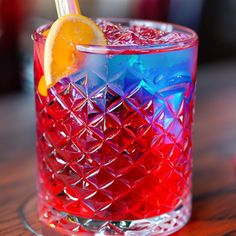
33 17 198 54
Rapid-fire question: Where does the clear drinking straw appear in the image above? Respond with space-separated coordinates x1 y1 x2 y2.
55 0 81 18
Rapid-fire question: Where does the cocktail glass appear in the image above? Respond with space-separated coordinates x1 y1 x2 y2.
33 19 198 235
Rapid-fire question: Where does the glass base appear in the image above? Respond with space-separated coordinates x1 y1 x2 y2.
19 193 191 236
19 193 69 236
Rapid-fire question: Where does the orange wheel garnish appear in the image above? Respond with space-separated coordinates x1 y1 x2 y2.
44 14 106 88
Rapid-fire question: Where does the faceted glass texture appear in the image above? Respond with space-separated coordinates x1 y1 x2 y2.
34 20 198 235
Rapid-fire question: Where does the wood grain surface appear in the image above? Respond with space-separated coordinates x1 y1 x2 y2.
0 61 236 235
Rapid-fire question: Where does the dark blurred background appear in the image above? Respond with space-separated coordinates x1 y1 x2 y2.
1 2 236 234
0 0 236 94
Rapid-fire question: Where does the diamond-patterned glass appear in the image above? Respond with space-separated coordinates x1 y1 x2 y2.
34 22 198 235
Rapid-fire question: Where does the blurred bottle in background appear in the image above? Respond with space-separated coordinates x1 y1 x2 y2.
0 0 36 94
135 0 203 31
199 0 236 62
136 0 170 21
0 0 23 94
169 0 204 31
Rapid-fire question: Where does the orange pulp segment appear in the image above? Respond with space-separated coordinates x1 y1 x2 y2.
38 76 48 96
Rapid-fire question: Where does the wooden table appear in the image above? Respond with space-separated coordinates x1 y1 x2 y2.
1 61 236 236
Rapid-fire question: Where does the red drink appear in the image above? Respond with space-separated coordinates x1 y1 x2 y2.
34 19 198 235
